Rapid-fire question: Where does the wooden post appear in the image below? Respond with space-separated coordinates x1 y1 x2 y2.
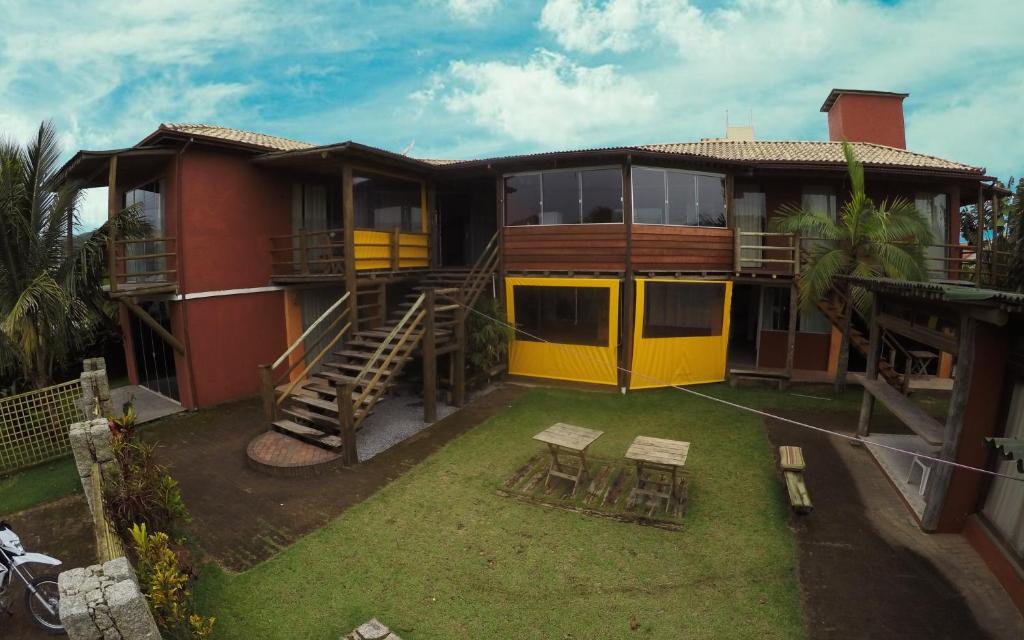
990 188 1001 287
121 297 185 354
258 364 277 421
337 381 358 465
620 160 634 391
856 298 881 437
426 182 437 270
733 224 742 273
834 291 854 394
391 227 401 271
342 166 359 325
107 155 119 292
975 184 984 287
298 229 308 275
495 176 506 309
422 288 437 422
784 283 798 384
921 312 976 532
376 282 387 326
948 186 961 280
452 292 466 407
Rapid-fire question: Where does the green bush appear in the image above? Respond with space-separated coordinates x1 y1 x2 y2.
466 296 512 377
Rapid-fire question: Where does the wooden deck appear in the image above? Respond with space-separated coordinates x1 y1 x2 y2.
499 453 689 528
854 374 945 445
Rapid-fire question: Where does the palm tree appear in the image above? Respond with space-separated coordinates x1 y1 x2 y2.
0 121 149 390
772 141 934 392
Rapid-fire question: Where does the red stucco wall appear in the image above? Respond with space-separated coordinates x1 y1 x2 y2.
827 93 907 149
181 291 287 407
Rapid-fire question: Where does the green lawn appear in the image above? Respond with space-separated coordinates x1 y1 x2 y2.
0 457 81 516
194 384 883 639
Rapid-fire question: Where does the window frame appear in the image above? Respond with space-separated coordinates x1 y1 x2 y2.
630 166 727 228
351 169 427 234
502 165 625 227
640 280 727 339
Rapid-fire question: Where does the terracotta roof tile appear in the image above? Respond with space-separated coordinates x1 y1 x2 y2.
160 123 315 151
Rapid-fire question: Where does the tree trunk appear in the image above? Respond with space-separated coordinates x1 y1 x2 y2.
834 293 854 393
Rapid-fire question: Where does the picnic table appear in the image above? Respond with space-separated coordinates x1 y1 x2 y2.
625 436 690 504
533 423 604 494
907 349 938 376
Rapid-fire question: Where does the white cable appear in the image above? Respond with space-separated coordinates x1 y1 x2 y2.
458 301 1024 483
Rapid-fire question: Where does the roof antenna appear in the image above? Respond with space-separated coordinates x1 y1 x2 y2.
400 140 415 156
725 109 729 129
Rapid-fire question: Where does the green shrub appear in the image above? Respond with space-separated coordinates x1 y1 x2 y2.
466 296 512 377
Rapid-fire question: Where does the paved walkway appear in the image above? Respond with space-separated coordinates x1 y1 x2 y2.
111 384 184 424
766 410 1024 640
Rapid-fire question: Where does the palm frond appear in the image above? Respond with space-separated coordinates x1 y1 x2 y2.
771 202 842 240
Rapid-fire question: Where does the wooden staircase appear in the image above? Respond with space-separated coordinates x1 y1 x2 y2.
815 294 907 391
263 233 499 454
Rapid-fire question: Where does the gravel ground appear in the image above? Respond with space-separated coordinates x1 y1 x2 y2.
356 383 458 460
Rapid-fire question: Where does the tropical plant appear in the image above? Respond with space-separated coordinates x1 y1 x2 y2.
1003 179 1024 291
104 411 190 539
772 141 934 391
466 296 512 377
0 121 149 390
130 523 215 639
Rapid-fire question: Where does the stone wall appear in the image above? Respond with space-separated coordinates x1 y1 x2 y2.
344 618 403 640
68 416 116 514
58 557 159 640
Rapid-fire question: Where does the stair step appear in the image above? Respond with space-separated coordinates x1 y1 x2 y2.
281 406 340 430
324 362 395 376
291 395 341 412
303 383 378 404
272 420 343 450
312 371 389 390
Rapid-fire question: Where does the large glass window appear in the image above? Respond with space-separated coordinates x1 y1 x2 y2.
353 172 423 232
513 285 610 346
123 181 164 281
801 186 838 222
632 167 726 227
504 168 623 226
643 282 725 338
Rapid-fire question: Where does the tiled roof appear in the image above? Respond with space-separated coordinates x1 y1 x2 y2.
159 123 315 151
846 276 1024 312
634 140 981 173
153 124 984 175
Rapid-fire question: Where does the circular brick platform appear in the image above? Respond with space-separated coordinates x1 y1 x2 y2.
246 430 344 477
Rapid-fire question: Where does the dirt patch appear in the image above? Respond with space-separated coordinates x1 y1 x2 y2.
765 408 1023 639
3 495 94 639
143 385 527 572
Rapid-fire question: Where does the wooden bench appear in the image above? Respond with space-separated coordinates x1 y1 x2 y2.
729 368 790 391
779 446 813 515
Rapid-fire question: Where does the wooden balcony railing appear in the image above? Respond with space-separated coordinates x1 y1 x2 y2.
270 228 346 278
270 227 430 279
111 236 177 292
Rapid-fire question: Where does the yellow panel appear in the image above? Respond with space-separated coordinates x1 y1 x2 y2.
629 279 733 389
399 232 429 269
506 277 619 386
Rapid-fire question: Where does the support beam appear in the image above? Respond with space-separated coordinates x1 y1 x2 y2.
337 381 358 466
342 165 359 324
857 298 882 437
120 297 185 354
921 312 976 531
452 292 466 407
422 288 437 422
107 155 119 292
784 283 798 383
620 159 634 391
975 184 984 287
990 187 1001 287
258 364 277 421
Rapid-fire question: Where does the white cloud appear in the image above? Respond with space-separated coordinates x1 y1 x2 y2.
443 0 501 22
441 50 656 147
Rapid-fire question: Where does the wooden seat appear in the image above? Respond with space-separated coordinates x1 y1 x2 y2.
779 446 812 514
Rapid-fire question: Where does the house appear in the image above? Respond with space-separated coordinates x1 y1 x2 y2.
55 88 1003 438
851 278 1024 614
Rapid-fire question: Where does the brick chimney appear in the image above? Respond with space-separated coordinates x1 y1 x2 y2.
820 89 909 149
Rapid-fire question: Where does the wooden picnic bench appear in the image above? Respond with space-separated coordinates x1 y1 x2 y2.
779 445 812 515
533 423 604 495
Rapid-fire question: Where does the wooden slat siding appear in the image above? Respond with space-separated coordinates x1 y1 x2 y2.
631 226 733 271
503 225 627 271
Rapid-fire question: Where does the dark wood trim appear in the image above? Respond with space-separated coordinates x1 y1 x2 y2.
857 297 882 436
107 155 118 292
422 288 437 422
342 165 358 324
621 159 635 390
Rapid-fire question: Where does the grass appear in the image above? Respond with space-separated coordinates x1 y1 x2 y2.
195 384 879 639
0 456 81 516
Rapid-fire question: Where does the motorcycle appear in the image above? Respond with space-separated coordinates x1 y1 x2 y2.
0 521 64 634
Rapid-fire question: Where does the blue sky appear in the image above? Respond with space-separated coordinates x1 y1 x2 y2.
2 0 1022 228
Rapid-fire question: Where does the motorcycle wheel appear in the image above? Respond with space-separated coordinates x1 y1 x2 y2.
25 575 64 634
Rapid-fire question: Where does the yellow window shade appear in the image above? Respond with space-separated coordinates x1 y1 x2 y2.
630 279 733 389
506 277 619 386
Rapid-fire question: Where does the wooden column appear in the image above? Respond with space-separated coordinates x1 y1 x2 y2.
975 184 985 286
784 283 798 383
856 298 882 437
620 160 634 391
337 381 358 465
990 188 1001 286
426 182 437 270
121 297 185 354
495 175 506 309
258 364 277 421
342 166 358 324
921 312 975 531
452 292 466 407
107 155 119 292
390 227 401 271
948 186 961 280
422 288 437 422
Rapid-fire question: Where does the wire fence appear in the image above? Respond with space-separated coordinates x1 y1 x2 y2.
0 379 84 474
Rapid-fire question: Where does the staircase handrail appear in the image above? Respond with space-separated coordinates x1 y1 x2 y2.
271 291 350 370
352 307 428 411
459 232 499 309
354 292 425 388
